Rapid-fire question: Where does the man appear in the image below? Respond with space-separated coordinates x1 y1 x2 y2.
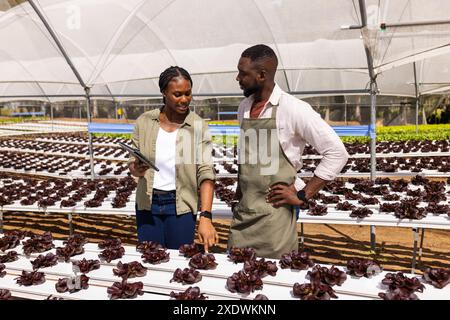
228 44 349 259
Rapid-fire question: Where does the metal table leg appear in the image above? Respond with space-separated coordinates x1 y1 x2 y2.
411 228 419 274
419 228 425 258
68 213 73 236
300 223 304 248
370 225 376 252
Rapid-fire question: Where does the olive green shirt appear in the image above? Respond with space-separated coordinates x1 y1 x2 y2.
130 108 215 215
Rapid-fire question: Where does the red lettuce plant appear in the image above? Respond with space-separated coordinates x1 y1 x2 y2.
227 247 256 263
31 253 58 270
189 253 218 270
179 243 202 258
170 286 208 300
378 287 419 300
56 244 85 262
113 261 147 279
350 207 373 218
107 280 144 299
226 271 263 294
63 234 88 247
292 282 337 300
0 234 21 251
136 241 163 253
279 250 314 270
98 238 122 249
422 268 450 289
358 197 379 205
46 295 64 300
141 248 170 264
99 246 125 263
0 289 11 300
307 204 328 216
72 258 101 274
380 203 399 212
243 258 278 277
254 294 269 300
170 268 202 284
0 251 18 263
22 232 54 256
382 194 400 201
336 201 356 211
55 275 89 293
0 263 5 277
381 272 425 293
15 270 46 286
411 175 429 185
389 179 408 192
394 199 427 220
426 203 450 215
4 230 33 239
346 258 382 278
307 265 347 286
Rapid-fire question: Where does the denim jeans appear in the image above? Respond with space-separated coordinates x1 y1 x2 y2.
135 191 196 249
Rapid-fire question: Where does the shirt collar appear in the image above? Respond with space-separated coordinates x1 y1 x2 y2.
247 82 283 107
150 107 193 126
268 83 282 106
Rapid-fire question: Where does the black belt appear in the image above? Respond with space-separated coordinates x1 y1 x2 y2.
153 189 175 195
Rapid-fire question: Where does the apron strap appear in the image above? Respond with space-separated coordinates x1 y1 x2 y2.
270 104 278 119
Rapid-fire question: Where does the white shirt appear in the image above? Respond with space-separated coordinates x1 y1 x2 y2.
152 127 178 191
238 83 349 190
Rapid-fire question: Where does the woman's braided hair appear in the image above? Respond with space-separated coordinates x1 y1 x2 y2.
158 66 193 104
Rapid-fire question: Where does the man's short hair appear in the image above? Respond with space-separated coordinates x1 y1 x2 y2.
241 44 278 67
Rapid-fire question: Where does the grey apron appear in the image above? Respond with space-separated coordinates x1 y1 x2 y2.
228 105 298 259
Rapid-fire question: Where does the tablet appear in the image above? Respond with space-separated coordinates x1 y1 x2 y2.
118 142 159 171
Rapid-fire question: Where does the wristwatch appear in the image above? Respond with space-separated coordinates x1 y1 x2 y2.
296 190 310 209
199 210 212 220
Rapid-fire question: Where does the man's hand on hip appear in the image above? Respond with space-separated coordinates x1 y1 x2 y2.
266 183 303 208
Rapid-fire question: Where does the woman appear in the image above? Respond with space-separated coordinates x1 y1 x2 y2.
128 66 218 251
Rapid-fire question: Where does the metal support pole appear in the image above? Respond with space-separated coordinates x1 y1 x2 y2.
413 62 420 134
359 0 378 253
369 82 378 252
115 102 118 120
415 97 420 133
344 97 348 125
370 225 376 253
412 228 419 274
217 103 221 121
0 210 3 234
85 87 95 180
50 103 54 132
369 80 377 181
68 213 73 236
300 222 304 248
419 228 425 258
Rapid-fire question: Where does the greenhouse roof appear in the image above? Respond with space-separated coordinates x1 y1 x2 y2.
0 0 449 102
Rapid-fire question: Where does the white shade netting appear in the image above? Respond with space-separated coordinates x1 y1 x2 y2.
0 0 447 101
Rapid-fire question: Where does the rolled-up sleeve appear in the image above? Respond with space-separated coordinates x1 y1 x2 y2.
297 108 349 181
196 121 216 187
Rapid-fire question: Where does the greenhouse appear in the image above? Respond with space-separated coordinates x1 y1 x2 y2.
0 0 450 301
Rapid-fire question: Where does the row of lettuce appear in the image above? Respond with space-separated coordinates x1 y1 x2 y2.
93 124 450 144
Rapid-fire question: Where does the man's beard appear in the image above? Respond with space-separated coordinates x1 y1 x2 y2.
243 85 259 98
